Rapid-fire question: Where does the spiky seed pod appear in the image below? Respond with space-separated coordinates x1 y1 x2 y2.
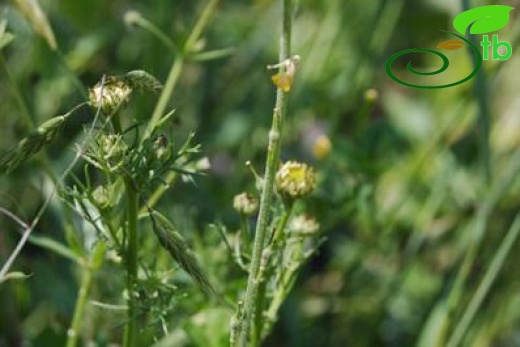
0 115 68 174
124 70 163 93
89 76 132 115
233 192 259 216
275 161 316 199
150 212 215 296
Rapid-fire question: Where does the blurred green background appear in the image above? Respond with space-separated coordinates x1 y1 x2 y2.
1 0 520 346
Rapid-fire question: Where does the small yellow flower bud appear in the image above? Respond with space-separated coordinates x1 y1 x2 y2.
276 161 316 199
233 192 259 215
364 88 379 103
312 135 332 160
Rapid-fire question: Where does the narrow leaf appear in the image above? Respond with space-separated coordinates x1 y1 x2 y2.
12 0 57 50
28 235 82 264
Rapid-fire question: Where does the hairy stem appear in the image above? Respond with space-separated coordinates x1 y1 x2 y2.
252 203 294 345
236 1 293 345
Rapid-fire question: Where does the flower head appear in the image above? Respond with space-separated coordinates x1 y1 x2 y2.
289 215 320 236
233 192 259 215
89 76 132 115
276 161 316 199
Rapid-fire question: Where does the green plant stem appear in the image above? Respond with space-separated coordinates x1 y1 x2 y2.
66 269 91 347
446 213 520 347
0 54 34 129
123 178 139 347
144 57 184 142
66 261 93 347
109 112 139 347
66 242 105 347
140 0 220 210
252 203 294 345
461 0 491 185
131 14 178 51
143 0 220 143
236 1 293 345
240 215 251 244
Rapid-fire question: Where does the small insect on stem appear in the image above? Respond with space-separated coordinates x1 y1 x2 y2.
267 55 301 93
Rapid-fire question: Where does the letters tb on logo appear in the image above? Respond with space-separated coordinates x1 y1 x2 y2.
481 35 512 61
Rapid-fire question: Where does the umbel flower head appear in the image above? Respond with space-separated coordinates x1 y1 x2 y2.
276 161 316 199
89 76 132 115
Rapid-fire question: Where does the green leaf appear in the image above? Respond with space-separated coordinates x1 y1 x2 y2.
91 241 106 270
28 235 82 264
453 5 514 35
64 225 85 258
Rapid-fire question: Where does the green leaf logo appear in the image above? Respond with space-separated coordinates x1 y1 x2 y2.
453 5 514 35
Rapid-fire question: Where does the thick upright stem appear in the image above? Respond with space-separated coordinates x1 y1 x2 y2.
252 204 294 345
236 1 293 346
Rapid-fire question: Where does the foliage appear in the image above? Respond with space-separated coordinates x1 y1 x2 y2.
1 0 520 347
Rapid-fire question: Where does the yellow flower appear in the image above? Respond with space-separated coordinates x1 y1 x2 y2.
276 161 316 199
268 55 301 93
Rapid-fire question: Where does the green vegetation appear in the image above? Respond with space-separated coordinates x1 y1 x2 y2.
1 0 520 346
